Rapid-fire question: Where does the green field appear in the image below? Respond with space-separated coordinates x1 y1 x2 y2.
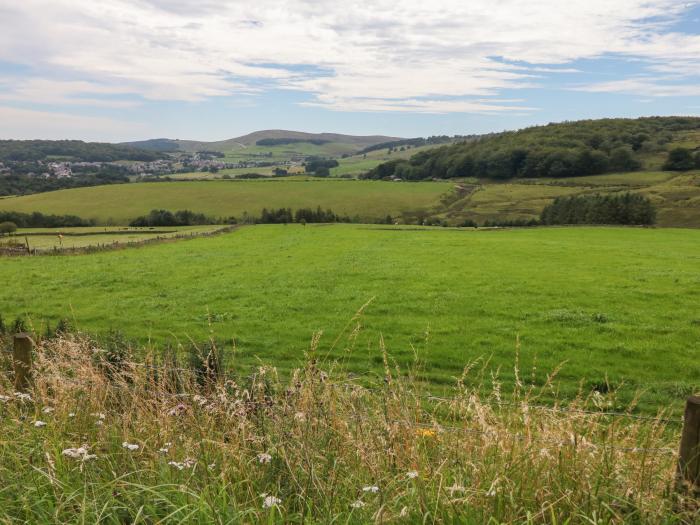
0 179 450 223
4 170 700 227
2 224 698 412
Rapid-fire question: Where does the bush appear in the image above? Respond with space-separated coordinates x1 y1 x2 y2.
304 157 338 176
664 147 696 171
0 221 17 235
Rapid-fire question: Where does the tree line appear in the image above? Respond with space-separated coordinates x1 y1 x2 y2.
0 211 94 228
0 170 129 197
129 209 215 227
258 206 354 224
256 138 330 146
357 135 466 155
540 193 656 226
0 140 163 162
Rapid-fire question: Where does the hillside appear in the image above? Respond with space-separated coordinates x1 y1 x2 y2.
365 116 700 181
121 130 401 153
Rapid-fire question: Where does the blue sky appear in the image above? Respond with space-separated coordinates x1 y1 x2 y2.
0 0 698 142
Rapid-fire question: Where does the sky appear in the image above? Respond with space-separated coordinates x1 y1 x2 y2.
0 0 698 142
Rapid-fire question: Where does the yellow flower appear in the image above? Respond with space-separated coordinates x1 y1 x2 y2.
416 428 436 438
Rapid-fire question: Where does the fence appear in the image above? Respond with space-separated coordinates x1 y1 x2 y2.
2 332 699 498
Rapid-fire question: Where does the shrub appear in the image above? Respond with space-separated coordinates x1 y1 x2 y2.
0 221 17 235
664 147 696 171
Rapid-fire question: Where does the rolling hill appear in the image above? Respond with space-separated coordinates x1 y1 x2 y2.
121 130 401 153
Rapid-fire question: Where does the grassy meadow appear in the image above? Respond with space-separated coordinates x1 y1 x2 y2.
0 335 689 524
1 224 699 413
0 179 450 223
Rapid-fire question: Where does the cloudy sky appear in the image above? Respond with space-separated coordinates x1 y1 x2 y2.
0 0 699 142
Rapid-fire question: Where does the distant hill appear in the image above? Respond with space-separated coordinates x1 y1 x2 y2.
120 130 401 153
364 116 700 181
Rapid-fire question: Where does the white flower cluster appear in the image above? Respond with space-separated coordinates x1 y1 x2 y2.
62 447 97 461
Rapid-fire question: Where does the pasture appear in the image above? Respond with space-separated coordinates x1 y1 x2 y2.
1 224 698 413
0 179 450 224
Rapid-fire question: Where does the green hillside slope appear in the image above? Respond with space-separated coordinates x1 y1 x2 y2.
365 116 700 181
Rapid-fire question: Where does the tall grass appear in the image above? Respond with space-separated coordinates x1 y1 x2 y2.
0 334 695 524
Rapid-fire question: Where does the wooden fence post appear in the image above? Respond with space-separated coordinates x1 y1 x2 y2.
677 395 700 495
12 333 33 392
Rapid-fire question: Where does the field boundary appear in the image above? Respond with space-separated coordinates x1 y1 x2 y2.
0 225 238 257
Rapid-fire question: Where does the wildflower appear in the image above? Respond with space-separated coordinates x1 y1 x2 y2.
62 447 97 461
159 447 170 454
168 461 185 470
362 485 379 493
407 470 419 479
42 407 54 414
91 412 106 420
416 428 436 438
257 452 272 464
95 420 104 426
350 500 365 509
63 447 88 459
262 495 281 509
68 412 76 418
34 420 47 428
167 403 187 416
122 442 139 451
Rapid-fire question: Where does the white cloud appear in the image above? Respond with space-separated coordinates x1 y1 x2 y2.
0 106 144 140
0 0 697 113
576 77 700 97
